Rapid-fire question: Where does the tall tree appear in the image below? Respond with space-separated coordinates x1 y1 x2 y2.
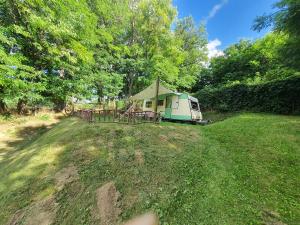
0 27 42 113
253 0 300 70
175 16 207 91
122 0 184 96
0 0 98 111
87 0 128 102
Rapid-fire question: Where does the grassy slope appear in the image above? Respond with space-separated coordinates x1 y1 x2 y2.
0 113 299 225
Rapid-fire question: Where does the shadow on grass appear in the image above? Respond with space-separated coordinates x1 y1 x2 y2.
0 117 108 224
202 111 237 123
0 120 66 224
4 125 53 150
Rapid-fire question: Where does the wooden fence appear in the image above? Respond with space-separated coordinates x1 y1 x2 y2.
73 109 160 124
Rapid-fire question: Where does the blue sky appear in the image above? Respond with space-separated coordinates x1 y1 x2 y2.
173 0 277 56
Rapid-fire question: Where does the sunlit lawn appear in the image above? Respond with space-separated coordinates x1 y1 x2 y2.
0 113 299 224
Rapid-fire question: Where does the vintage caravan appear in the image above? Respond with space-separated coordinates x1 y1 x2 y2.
130 80 203 123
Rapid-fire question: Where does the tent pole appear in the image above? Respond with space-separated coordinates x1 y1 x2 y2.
154 76 159 122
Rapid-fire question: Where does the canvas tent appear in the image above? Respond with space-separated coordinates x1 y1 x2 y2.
130 80 203 122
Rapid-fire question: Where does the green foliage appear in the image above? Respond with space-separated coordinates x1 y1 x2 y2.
191 1 300 115
0 27 44 111
120 0 207 96
195 75 300 114
0 0 208 112
195 32 294 90
0 0 100 111
253 0 300 70
175 17 208 91
122 0 180 95
1 0 299 114
88 0 129 101
193 30 299 115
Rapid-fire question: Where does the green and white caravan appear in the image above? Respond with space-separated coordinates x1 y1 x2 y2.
131 80 203 122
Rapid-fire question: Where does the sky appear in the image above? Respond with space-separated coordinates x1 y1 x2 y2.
173 0 278 57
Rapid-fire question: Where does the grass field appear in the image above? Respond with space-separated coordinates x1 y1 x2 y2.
0 113 299 225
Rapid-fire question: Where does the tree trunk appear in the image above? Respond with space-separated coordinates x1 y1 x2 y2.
17 99 27 115
97 85 103 104
96 85 106 109
127 72 134 97
53 99 66 112
0 100 7 114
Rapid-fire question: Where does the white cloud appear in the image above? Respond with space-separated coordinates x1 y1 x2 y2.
207 39 224 59
203 0 228 24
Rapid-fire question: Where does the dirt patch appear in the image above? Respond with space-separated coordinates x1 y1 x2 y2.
24 197 57 225
72 144 100 164
54 164 79 191
72 149 92 164
96 182 121 225
135 150 144 165
122 212 159 225
262 210 287 225
6 210 25 225
7 196 57 225
159 134 168 142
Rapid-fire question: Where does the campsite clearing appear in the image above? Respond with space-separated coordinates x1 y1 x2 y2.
0 113 299 225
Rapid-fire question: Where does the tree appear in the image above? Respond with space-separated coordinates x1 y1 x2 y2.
0 26 43 114
0 0 210 113
0 0 98 111
175 16 207 91
122 0 184 96
87 0 129 102
253 0 300 69
194 33 293 90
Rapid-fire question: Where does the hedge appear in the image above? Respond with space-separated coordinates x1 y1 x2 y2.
195 75 300 114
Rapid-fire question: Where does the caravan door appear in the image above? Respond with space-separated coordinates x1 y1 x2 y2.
164 96 172 119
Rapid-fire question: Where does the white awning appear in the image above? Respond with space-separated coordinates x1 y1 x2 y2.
130 81 176 100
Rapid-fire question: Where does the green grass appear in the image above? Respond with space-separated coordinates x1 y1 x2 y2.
0 113 299 224
202 110 237 122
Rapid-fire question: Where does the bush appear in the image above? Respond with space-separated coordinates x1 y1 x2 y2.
195 75 300 114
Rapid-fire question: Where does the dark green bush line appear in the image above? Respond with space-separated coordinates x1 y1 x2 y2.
195 75 300 114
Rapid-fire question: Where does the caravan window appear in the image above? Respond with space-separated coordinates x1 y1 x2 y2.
145 101 152 108
158 100 164 106
191 101 199 111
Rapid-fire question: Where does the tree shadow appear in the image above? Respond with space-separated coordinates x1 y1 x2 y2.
202 111 238 123
0 120 66 224
2 118 188 224
5 124 52 147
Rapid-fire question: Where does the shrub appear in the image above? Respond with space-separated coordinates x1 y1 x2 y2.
195 75 300 114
